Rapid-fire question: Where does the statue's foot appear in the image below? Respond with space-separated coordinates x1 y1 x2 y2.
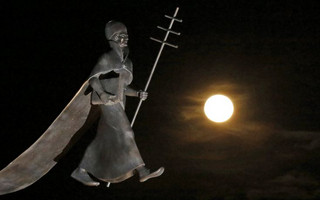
139 167 165 182
71 167 100 186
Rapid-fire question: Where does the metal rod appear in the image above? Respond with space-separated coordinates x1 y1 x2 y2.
157 26 181 35
150 37 178 48
131 7 180 127
164 15 183 23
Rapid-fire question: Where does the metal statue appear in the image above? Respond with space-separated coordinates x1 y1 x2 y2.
0 7 182 195
70 21 164 186
0 21 163 195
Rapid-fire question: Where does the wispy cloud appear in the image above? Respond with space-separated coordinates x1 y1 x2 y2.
247 171 320 200
163 97 320 198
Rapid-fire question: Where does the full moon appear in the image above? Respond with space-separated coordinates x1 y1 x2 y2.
204 95 234 123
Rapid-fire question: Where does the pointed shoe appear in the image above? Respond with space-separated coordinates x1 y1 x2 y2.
140 167 165 182
71 168 100 186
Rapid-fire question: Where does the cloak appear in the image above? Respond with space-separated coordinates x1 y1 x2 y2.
0 52 132 195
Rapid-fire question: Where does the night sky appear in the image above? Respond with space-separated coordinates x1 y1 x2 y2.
1 0 320 199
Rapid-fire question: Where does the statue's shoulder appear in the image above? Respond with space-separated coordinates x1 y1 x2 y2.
97 53 111 65
89 53 114 77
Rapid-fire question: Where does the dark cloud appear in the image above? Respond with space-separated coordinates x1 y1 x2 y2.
159 90 320 198
247 171 320 200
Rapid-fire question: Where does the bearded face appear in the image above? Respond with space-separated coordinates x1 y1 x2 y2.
105 21 130 60
105 21 128 48
108 33 129 61
113 33 129 48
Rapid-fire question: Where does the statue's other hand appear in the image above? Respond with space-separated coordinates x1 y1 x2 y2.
100 92 116 103
108 94 117 102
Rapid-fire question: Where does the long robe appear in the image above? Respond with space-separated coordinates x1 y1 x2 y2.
79 50 145 182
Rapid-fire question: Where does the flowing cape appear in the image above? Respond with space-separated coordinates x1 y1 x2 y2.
0 78 99 195
0 52 130 195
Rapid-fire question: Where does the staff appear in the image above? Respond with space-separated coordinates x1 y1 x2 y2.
131 7 183 127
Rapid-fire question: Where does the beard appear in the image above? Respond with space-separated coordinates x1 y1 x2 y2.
109 41 129 61
121 46 129 61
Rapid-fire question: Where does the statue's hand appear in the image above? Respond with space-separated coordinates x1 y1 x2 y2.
100 92 116 103
138 91 148 101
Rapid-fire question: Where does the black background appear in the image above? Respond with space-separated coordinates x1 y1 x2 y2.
1 0 320 199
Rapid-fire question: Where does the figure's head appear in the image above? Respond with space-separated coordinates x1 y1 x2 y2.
105 21 128 48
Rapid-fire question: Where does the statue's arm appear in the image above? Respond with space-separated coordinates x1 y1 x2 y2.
124 86 139 97
89 77 106 96
88 54 117 103
89 77 115 103
125 86 148 100
89 77 105 95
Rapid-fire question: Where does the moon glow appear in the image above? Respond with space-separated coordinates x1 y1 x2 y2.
204 95 234 123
